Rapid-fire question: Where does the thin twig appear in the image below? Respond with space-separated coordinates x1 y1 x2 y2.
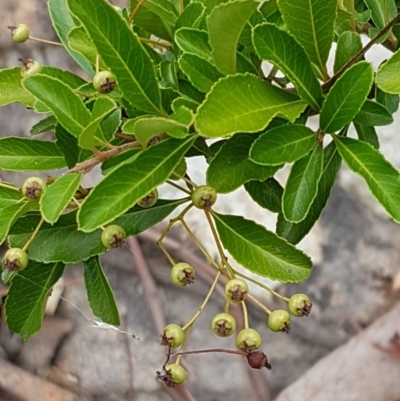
29 36 63 46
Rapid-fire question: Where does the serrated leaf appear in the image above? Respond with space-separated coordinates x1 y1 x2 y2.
69 0 163 114
101 149 142 175
0 67 35 107
40 173 83 224
354 123 379 149
276 139 342 244
195 74 307 138
376 48 400 94
320 61 373 133
84 256 120 325
353 100 393 126
176 2 205 29
0 186 22 209
245 178 283 213
5 261 65 341
207 0 258 75
334 31 363 73
282 144 323 223
48 0 94 76
0 137 66 171
252 23 323 110
30 116 57 136
175 28 212 61
250 125 317 166
206 134 280 193
332 135 400 223
78 137 195 231
213 213 312 282
375 87 399 114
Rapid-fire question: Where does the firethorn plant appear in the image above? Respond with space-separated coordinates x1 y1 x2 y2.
1 0 400 388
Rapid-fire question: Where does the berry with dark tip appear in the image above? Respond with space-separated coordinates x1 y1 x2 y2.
224 279 248 303
137 189 158 208
288 293 312 317
93 70 117 93
2 248 28 272
211 312 236 337
22 177 47 201
246 351 271 370
9 24 30 43
170 262 195 287
160 324 184 348
191 185 217 209
156 364 186 387
236 328 262 351
101 225 126 249
268 309 291 333
20 59 43 78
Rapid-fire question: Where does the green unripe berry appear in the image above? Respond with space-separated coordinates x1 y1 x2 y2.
163 364 186 387
10 24 30 43
191 185 217 209
101 225 126 249
93 70 117 93
224 279 249 303
20 59 43 78
170 262 195 287
137 189 158 208
211 313 236 337
268 309 291 333
3 248 28 272
22 176 47 201
236 328 262 351
288 293 312 317
160 324 185 348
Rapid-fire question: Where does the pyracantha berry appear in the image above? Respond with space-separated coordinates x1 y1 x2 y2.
9 24 30 43
101 224 126 249
224 279 249 303
137 189 158 208
20 59 43 78
2 248 28 272
191 185 217 209
211 312 236 337
268 309 291 333
93 70 117 93
288 293 312 317
170 262 195 287
156 364 186 387
236 328 262 352
246 350 271 370
22 176 47 201
160 324 185 348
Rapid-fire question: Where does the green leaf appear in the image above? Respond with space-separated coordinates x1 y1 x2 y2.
375 87 399 114
245 178 283 213
282 144 323 223
0 186 22 209
195 73 307 138
250 125 317 166
213 213 312 282
354 123 379 149
276 139 342 244
78 137 195 231
0 67 35 107
207 0 258 75
332 135 400 223
376 48 400 94
176 2 205 29
48 0 94 76
353 100 393 126
69 0 163 114
40 173 83 224
101 149 142 175
175 28 212 61
84 256 120 325
320 61 374 133
23 75 92 139
239 10 265 51
277 0 337 77
206 134 280 193
30 116 57 136
178 53 223 93
0 137 66 171
160 61 179 91
252 23 323 110
364 0 397 29
5 261 65 341
334 31 363 73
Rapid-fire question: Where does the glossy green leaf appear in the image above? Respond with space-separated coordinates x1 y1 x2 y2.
277 140 342 244
353 100 393 126
334 31 363 73
195 74 307 138
354 123 379 149
0 186 22 210
23 75 92 138
69 0 163 114
178 53 223 93
206 134 280 193
332 135 400 223
207 0 258 75
101 149 142 175
245 178 283 213
277 0 337 77
250 125 317 166
101 109 122 142
282 144 323 223
130 0 178 25
176 2 205 29
364 0 396 30
376 49 400 94
0 68 35 107
320 61 373 133
175 28 212 61
40 173 83 224
213 213 312 282
48 0 94 76
5 261 65 341
0 137 66 171
252 23 323 110
239 10 265 51
78 137 195 231
375 87 399 114
84 256 120 325
30 116 57 136
160 61 179 91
